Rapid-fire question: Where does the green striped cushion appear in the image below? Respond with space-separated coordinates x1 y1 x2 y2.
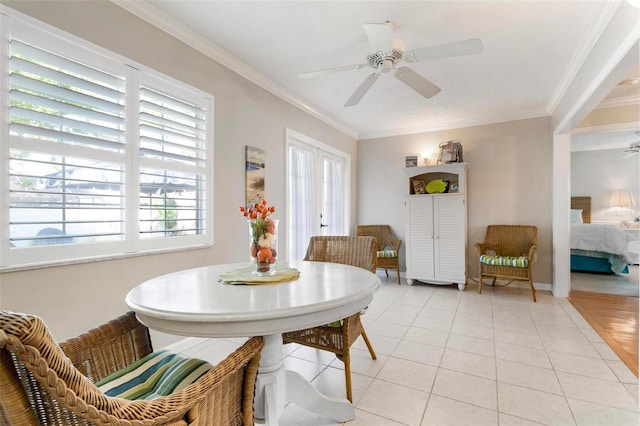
377 250 397 258
480 255 529 268
96 349 211 400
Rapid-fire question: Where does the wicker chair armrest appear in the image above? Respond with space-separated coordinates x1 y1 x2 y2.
474 243 497 255
389 238 402 251
526 244 537 260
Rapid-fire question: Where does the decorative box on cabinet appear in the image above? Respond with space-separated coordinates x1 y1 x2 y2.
404 163 467 290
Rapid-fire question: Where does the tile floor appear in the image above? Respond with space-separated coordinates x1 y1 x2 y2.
168 276 640 425
571 265 639 297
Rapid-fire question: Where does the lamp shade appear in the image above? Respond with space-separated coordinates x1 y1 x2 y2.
610 189 636 207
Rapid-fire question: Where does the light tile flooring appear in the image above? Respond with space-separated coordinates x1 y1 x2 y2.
571 265 639 296
168 276 640 425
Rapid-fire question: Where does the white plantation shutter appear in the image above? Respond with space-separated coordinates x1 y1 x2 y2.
1 11 213 268
140 87 207 166
8 39 128 251
138 82 209 239
9 40 126 152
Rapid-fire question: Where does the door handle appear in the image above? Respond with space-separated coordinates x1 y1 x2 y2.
320 213 327 228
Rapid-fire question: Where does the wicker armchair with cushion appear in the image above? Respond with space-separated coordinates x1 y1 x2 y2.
356 225 402 284
474 225 538 302
0 310 264 425
282 236 378 402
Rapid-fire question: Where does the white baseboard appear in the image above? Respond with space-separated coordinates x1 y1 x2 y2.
391 271 553 292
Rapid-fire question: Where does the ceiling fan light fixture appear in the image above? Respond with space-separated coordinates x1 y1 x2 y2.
379 58 394 73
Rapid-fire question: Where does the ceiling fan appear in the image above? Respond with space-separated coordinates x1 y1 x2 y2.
299 21 484 107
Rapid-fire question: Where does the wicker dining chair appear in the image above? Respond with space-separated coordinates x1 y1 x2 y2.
474 225 538 302
356 225 402 284
0 310 264 426
282 236 378 403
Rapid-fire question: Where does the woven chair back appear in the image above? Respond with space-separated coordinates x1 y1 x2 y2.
356 225 397 250
484 225 537 257
304 236 377 273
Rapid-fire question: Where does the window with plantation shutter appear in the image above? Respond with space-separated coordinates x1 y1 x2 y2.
1 9 213 269
138 83 208 239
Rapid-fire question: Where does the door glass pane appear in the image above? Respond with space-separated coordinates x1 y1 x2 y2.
288 145 316 260
322 154 345 235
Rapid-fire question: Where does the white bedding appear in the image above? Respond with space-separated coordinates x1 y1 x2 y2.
570 224 639 264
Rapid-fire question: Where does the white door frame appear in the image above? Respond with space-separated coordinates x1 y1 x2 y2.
551 4 639 297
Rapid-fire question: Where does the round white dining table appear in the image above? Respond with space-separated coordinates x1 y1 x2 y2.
125 260 381 426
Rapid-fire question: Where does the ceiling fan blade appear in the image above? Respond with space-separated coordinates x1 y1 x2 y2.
363 22 393 53
405 38 484 63
344 72 379 107
299 63 367 79
395 67 441 99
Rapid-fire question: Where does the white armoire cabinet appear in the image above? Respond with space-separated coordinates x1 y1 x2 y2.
404 163 467 290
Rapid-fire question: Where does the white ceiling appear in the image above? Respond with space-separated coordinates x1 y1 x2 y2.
118 1 638 144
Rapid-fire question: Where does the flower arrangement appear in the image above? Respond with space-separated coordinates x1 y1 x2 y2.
240 200 277 273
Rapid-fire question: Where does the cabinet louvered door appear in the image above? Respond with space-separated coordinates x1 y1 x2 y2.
405 197 434 278
434 195 466 282
404 163 467 289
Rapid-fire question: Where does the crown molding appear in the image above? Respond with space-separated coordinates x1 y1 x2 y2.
546 0 620 114
357 109 550 141
595 95 640 109
110 0 359 140
572 121 639 135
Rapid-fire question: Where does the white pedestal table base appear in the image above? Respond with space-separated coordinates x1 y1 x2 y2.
253 334 355 426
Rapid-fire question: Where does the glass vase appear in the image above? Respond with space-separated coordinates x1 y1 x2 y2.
248 218 278 275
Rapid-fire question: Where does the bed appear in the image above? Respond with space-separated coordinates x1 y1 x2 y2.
570 196 639 274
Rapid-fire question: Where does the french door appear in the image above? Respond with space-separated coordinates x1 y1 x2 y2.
286 129 350 261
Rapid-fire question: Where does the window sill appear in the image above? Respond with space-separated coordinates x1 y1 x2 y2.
0 243 212 274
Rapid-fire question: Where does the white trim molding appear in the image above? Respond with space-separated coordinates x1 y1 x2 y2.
111 0 359 140
358 109 550 140
594 95 640 109
546 1 620 115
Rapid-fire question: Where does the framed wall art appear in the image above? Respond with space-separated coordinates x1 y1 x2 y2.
245 146 265 207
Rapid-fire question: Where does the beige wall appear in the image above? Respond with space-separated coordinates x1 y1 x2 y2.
0 1 357 346
572 149 639 223
577 105 640 129
357 117 553 285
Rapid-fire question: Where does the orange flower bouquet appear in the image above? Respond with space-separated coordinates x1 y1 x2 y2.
240 200 278 274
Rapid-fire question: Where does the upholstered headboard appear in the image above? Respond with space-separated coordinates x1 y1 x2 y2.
571 196 591 224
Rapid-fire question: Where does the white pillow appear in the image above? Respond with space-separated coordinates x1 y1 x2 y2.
570 209 583 224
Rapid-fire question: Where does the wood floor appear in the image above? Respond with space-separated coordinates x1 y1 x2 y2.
568 290 638 377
